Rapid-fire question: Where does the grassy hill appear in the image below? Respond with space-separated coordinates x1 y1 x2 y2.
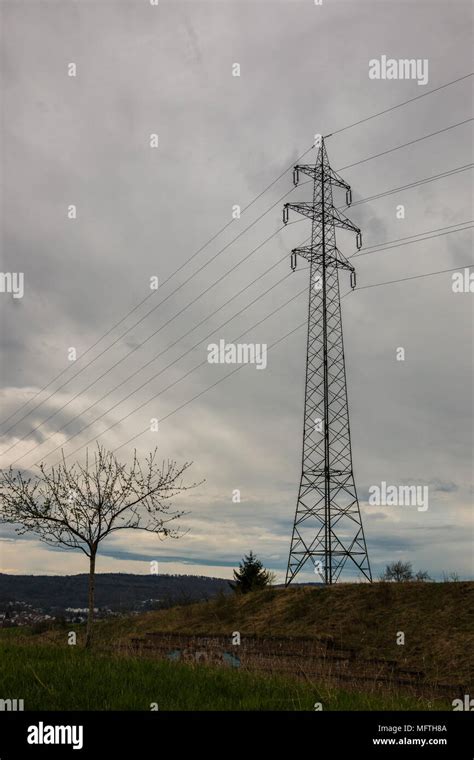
2 581 471 711
10 580 471 688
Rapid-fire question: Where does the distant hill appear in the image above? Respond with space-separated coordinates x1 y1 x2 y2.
0 572 230 613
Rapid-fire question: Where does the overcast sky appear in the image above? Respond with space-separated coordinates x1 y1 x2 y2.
0 0 472 583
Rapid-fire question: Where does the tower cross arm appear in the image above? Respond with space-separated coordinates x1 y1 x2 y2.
293 164 318 183
334 247 356 273
290 245 356 274
325 166 351 194
283 202 319 224
293 163 351 200
331 206 360 233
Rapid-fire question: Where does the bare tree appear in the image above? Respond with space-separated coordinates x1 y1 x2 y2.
0 445 197 647
414 570 432 582
442 571 460 582
379 560 414 582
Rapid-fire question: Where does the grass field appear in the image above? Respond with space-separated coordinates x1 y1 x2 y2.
54 581 473 689
0 643 448 711
1 582 471 710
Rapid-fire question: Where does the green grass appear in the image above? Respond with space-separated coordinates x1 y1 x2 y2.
0 643 448 711
3 583 472 686
1 583 470 710
79 582 473 688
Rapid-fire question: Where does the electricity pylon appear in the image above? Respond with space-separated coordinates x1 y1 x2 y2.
283 136 372 585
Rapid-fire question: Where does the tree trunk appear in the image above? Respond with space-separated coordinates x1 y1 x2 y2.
85 552 96 648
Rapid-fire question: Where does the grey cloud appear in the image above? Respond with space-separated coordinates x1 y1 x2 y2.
0 0 471 582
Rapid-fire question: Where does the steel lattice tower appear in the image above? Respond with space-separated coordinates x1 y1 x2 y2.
283 137 372 585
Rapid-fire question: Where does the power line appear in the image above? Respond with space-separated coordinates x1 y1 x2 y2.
38 262 474 467
5 156 469 448
354 263 474 291
356 220 473 250
109 263 474 457
6 195 472 461
332 164 473 220
337 118 473 172
2 217 309 458
42 281 313 467
114 319 309 455
0 145 315 429
5 71 471 430
14 249 307 466
350 223 473 259
349 164 473 208
0 187 308 443
0 294 161 429
325 72 474 138
11 233 314 465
